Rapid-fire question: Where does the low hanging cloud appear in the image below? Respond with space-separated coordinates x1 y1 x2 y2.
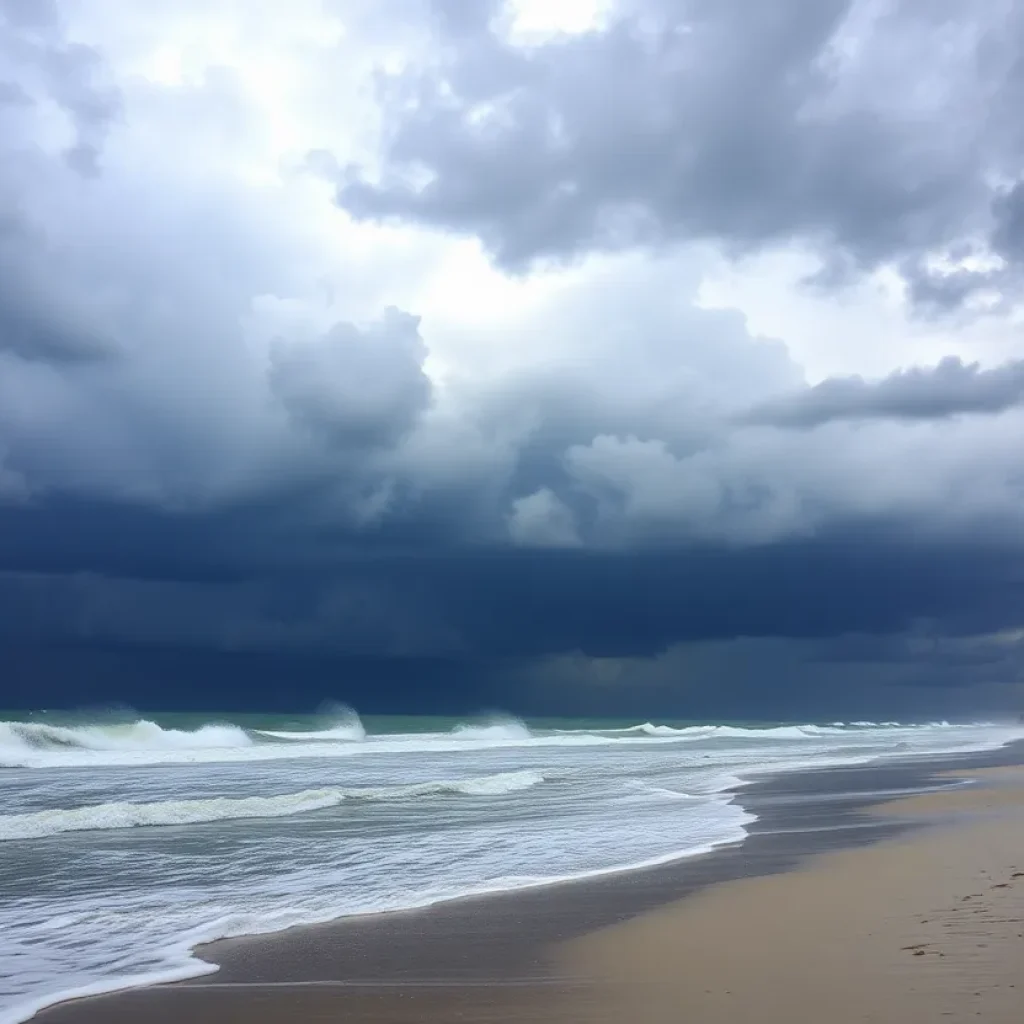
744 357 1024 429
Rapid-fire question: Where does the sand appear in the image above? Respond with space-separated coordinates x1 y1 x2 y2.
550 768 1024 1023
34 760 1024 1024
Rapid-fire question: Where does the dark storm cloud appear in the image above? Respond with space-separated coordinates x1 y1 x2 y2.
2 642 487 716
5 505 1024 712
332 0 1024 303
503 629 1024 720
2 490 1023 662
810 629 1024 682
434 542 1024 658
744 356 1024 429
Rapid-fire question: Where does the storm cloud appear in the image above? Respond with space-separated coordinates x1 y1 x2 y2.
745 357 1024 428
335 0 1024 301
1 0 1024 716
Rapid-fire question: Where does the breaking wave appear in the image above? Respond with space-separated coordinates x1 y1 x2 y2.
0 713 552 768
0 720 252 755
0 713 1005 770
0 770 545 840
448 717 533 742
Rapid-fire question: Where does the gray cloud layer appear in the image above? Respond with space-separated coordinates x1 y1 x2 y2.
335 0 1024 308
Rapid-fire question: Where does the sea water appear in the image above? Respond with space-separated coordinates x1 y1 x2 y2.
0 711 1020 1023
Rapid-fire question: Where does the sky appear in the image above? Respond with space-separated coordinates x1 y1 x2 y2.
3 0 1024 718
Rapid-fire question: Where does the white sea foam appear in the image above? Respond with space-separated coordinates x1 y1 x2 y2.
0 771 545 840
0 793 754 1024
254 725 366 742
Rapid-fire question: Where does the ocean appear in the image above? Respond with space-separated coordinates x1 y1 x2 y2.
1 710 1021 1024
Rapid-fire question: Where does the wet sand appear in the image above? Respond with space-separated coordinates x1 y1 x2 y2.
35 748 1024 1023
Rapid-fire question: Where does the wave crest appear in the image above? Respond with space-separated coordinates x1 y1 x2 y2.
449 716 532 742
0 720 252 754
0 713 996 770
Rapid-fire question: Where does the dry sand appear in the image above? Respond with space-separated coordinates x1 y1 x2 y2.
36 765 1024 1024
549 767 1024 1023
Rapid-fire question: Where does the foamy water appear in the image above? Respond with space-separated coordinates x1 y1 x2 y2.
0 712 1019 1024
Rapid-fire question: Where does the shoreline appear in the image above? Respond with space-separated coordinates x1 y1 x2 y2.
31 739 1024 1023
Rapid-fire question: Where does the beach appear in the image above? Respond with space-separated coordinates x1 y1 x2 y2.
31 745 1024 1024
553 767 1024 1023
7 0 1024 1016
